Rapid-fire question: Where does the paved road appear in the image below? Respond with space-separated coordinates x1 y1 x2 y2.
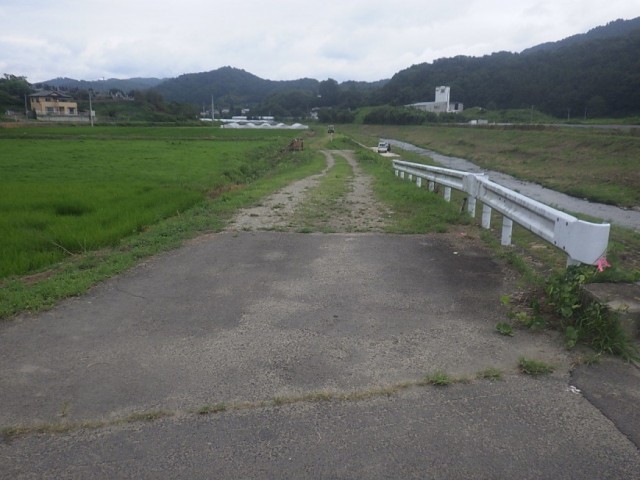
1 151 639 478
387 139 640 232
2 232 639 478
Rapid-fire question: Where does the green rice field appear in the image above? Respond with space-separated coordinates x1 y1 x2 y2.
0 126 299 278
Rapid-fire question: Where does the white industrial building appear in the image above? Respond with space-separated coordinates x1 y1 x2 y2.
406 86 463 114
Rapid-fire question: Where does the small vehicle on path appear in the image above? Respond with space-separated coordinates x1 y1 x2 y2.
377 140 391 153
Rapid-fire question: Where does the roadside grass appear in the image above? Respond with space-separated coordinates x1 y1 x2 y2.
349 142 470 233
0 128 325 319
341 124 640 208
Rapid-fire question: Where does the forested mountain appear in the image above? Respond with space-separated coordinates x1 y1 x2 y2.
148 67 389 117
36 77 165 93
522 17 640 54
152 67 318 105
376 17 640 117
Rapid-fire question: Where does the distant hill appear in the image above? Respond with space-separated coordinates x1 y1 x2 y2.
522 17 640 54
377 16 640 117
36 77 165 93
151 66 320 105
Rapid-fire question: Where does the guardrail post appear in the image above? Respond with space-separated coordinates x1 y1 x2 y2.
501 217 513 246
444 187 451 202
467 197 477 218
395 170 399 177
482 205 492 229
416 177 422 188
428 181 435 192
408 174 413 181
400 171 405 179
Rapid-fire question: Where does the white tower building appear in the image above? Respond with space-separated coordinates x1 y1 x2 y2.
434 86 450 108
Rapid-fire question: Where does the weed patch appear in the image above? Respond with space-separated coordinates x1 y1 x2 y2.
476 368 504 381
518 357 555 376
544 265 638 360
424 371 453 386
495 322 514 336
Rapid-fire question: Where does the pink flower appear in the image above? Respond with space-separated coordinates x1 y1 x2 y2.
596 257 611 272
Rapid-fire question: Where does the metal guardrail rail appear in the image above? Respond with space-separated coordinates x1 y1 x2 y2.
392 159 610 266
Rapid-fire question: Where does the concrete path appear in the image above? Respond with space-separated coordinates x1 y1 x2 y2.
1 151 639 479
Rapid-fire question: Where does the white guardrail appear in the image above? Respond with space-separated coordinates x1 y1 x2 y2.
392 159 610 266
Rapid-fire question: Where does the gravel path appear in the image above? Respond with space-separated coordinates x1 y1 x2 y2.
228 150 390 232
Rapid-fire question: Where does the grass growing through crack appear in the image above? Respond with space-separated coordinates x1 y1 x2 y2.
197 403 227 415
2 369 513 440
2 357 556 441
423 371 453 386
518 357 555 376
476 368 504 381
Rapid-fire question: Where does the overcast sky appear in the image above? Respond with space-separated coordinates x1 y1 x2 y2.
1 0 638 84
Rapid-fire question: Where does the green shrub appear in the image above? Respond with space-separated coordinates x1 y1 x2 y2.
544 265 638 360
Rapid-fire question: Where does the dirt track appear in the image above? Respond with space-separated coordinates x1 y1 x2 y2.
229 150 390 232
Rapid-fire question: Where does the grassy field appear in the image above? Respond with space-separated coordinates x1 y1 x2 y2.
342 124 640 207
0 126 318 281
0 127 288 278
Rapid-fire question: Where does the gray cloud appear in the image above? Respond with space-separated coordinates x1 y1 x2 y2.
1 0 637 83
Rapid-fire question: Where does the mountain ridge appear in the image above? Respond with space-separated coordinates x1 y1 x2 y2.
34 16 640 117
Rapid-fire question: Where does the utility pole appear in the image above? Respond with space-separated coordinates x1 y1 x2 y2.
89 90 94 127
211 95 215 124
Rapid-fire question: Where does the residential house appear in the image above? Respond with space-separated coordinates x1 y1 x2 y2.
29 91 81 120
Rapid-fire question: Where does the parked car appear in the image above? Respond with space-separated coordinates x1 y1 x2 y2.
377 140 391 153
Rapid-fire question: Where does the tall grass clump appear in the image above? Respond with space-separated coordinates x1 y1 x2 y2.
544 265 638 360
